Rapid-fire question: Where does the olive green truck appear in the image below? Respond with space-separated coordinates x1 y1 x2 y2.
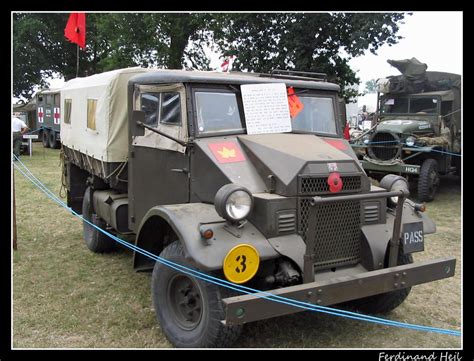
60 68 456 347
351 58 461 202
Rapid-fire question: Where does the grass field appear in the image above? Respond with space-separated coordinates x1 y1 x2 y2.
12 142 462 348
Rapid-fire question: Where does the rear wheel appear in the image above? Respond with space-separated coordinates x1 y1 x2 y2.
417 158 440 202
152 241 242 348
42 129 50 148
49 130 59 149
82 187 115 253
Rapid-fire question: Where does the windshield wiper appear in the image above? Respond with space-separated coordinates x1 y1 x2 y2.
136 121 192 147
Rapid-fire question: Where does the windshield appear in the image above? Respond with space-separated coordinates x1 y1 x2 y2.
381 96 439 115
292 96 337 134
195 91 244 134
194 90 337 136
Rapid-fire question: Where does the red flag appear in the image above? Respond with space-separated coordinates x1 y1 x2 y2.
220 55 236 72
343 122 350 140
64 13 86 49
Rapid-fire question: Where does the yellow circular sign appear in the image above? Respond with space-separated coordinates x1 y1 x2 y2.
223 244 260 284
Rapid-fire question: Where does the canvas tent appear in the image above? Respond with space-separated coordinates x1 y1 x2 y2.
60 67 150 163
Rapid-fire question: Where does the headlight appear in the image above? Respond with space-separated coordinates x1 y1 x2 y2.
363 135 370 145
405 136 416 147
215 184 253 222
379 174 410 206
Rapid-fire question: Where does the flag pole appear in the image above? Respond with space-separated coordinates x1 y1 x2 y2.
76 44 79 77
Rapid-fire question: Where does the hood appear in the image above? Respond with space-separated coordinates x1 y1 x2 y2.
191 133 367 201
377 118 434 134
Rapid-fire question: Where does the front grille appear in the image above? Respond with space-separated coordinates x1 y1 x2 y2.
299 175 362 195
369 132 400 161
299 198 361 271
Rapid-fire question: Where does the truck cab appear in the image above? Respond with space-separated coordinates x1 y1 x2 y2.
61 68 456 348
351 68 461 202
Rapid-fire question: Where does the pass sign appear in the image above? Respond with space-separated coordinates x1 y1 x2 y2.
402 222 424 253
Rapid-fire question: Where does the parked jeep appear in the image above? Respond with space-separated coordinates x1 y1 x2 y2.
61 68 456 347
351 58 461 202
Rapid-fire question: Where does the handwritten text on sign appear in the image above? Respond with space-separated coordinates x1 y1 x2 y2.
241 83 292 135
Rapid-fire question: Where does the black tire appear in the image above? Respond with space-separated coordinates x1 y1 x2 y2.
343 252 413 315
152 241 242 348
49 130 59 149
417 158 440 202
42 129 50 148
82 187 115 253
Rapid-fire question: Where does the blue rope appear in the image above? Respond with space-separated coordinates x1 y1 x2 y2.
12 156 461 337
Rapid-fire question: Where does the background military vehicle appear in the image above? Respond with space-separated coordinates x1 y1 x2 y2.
351 58 461 202
36 89 62 149
60 67 456 348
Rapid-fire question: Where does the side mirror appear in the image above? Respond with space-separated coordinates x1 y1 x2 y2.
132 110 145 137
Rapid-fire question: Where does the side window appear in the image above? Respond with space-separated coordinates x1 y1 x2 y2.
64 99 72 124
160 92 181 125
441 101 453 116
46 94 53 106
140 91 182 127
87 99 97 130
140 93 159 127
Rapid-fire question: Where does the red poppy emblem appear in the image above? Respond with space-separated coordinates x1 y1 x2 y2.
327 172 343 193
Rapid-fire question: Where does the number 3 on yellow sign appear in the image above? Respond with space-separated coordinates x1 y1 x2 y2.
223 244 260 284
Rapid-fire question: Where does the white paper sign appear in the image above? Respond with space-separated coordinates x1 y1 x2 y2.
241 83 292 135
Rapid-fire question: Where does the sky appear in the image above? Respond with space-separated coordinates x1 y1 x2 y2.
42 11 463 112
350 11 462 111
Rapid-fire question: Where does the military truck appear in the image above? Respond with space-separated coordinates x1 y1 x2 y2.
60 67 456 348
36 89 62 149
351 58 461 202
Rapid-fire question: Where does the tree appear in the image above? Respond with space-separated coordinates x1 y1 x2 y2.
211 13 408 102
13 12 408 102
364 79 378 94
13 13 214 100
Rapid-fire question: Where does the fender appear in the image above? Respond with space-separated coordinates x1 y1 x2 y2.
361 201 436 271
134 203 280 271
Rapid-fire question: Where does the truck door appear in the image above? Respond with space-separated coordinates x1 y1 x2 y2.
129 83 190 232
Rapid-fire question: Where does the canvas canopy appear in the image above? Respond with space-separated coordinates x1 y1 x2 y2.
60 67 150 163
378 58 461 95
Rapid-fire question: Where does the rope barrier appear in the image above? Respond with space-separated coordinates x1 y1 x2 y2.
351 139 461 157
12 155 461 337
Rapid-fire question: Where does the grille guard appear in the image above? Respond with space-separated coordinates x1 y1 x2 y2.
303 190 407 283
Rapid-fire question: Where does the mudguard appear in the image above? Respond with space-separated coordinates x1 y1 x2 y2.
135 203 280 271
361 201 436 270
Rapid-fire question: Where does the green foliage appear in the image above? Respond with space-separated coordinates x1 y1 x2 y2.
13 12 408 102
211 13 407 102
13 13 213 99
364 79 378 94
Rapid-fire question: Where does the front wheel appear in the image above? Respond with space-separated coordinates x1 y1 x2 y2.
152 241 242 348
342 252 413 315
417 158 440 202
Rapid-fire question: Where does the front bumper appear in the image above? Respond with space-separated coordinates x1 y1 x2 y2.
360 159 421 175
222 256 456 325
